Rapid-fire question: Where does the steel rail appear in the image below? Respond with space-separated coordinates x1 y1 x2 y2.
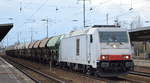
55 67 137 83
130 71 150 77
3 56 66 83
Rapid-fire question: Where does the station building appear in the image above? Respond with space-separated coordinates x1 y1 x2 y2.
0 23 13 54
130 26 150 59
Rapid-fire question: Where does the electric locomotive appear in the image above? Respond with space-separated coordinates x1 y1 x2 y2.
59 25 134 77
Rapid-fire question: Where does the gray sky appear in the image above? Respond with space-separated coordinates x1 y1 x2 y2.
1 0 150 45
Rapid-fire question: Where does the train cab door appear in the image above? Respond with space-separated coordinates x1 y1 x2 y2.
87 34 93 64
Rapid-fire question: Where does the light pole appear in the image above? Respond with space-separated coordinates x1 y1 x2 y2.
129 0 133 10
7 36 8 46
31 27 33 42
41 18 49 38
16 32 23 44
106 13 109 24
78 0 91 28
24 19 35 42
78 0 87 28
83 0 86 28
130 21 134 31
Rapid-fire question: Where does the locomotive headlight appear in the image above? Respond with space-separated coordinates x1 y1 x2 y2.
100 55 109 60
123 55 130 59
112 44 117 48
125 56 129 59
102 56 106 59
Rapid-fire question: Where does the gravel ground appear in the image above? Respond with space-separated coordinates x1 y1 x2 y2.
2 55 139 83
134 66 150 73
3 56 106 83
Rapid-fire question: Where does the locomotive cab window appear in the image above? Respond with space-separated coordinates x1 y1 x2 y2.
76 39 80 56
99 31 128 43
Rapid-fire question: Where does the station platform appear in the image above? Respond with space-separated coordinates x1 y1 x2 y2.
0 57 35 83
134 59 150 68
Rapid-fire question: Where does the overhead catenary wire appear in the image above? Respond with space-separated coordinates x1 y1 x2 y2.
16 0 138 30
10 0 150 45
17 0 115 29
29 0 48 18
16 0 49 32
22 0 114 27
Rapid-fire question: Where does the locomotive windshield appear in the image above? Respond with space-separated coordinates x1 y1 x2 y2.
99 31 128 43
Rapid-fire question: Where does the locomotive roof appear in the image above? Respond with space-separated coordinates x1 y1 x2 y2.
64 26 127 38
92 25 120 28
64 28 89 38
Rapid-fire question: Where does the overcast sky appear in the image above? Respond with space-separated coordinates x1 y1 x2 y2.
1 0 150 45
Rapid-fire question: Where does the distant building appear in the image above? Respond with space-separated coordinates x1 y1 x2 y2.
129 26 150 59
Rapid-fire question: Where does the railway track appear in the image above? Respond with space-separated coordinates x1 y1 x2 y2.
57 66 141 83
2 56 66 83
2 56 133 83
130 71 150 77
118 71 150 83
2 55 150 83
56 65 150 83
82 74 138 83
